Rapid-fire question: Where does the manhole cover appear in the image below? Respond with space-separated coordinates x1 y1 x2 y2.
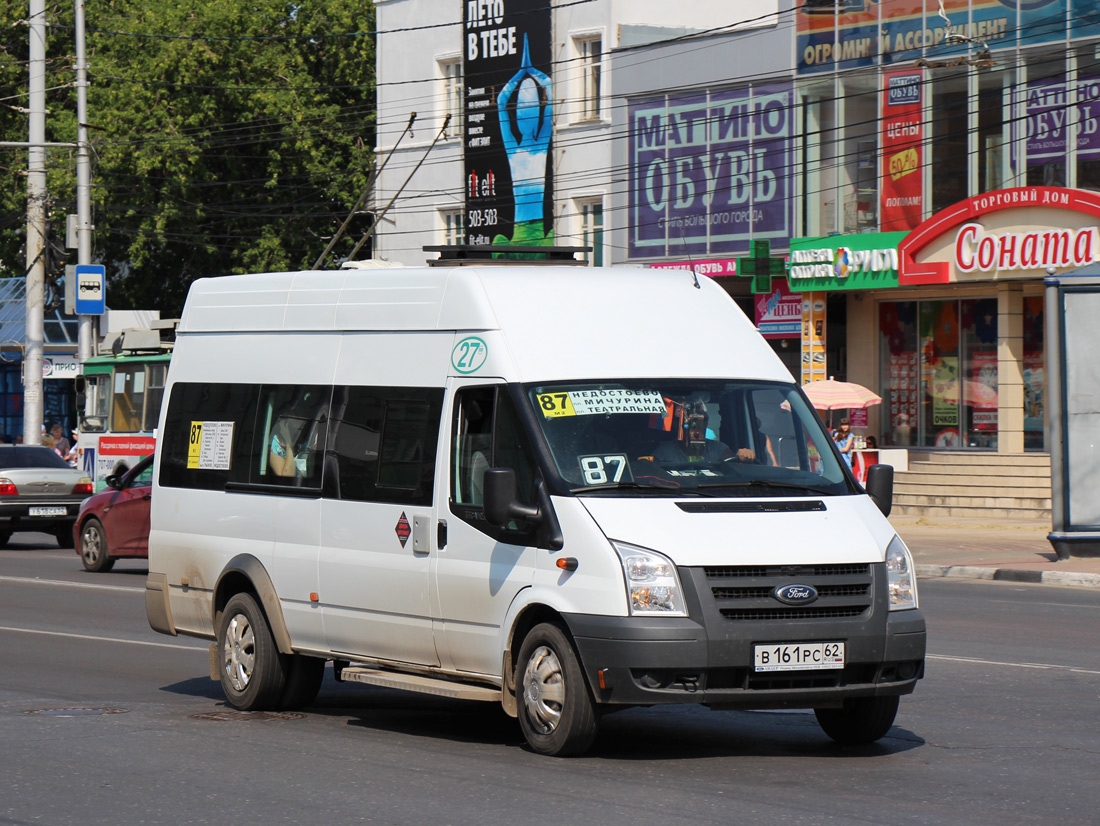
26 707 128 717
189 710 305 722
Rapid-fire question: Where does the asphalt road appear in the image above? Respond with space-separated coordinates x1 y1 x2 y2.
2 534 1099 825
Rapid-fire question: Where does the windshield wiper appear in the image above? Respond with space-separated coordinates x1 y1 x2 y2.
696 478 837 495
569 481 715 496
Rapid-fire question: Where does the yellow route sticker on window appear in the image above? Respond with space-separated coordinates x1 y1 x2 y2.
187 420 235 470
537 389 667 418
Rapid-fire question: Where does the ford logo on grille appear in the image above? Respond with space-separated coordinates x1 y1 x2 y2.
774 584 818 605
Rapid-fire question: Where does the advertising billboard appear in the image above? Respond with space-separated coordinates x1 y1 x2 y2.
628 84 793 259
464 0 553 251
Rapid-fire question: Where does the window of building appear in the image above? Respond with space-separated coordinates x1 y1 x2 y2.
878 298 1001 450
576 36 602 120
578 199 604 266
798 78 838 237
929 70 969 214
1074 45 1100 192
442 209 465 246
439 57 463 137
978 66 1017 193
1023 50 1067 188
840 73 878 233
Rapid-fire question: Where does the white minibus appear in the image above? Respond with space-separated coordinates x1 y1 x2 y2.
146 266 924 756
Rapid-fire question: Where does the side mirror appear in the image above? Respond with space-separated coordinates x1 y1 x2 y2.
104 474 120 489
865 464 894 517
483 468 541 528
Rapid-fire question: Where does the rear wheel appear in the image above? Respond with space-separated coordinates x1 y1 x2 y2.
55 523 75 549
516 622 598 756
79 519 114 572
217 592 287 710
814 695 900 745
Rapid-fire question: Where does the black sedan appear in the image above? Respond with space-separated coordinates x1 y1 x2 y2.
0 445 93 548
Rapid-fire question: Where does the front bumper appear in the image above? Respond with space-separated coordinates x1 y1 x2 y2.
564 562 926 708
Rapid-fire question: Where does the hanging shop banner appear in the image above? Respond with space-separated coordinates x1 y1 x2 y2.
880 69 923 231
788 231 906 291
1014 76 1100 169
755 278 803 339
464 0 553 250
628 83 793 260
801 292 827 385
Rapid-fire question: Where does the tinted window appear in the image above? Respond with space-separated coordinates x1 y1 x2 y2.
327 386 443 506
0 446 73 469
159 383 259 490
260 386 330 488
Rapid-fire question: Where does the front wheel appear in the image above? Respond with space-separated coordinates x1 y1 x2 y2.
56 523 75 549
814 695 899 745
217 592 287 710
516 622 598 756
79 519 114 572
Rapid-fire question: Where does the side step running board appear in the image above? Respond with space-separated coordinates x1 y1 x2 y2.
340 666 502 703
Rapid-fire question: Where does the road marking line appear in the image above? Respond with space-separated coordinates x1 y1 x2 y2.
0 625 205 652
0 575 142 594
929 653 1100 676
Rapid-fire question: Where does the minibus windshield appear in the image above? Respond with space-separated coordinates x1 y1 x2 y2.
526 379 853 496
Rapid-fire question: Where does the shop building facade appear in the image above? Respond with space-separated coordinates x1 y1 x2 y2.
372 0 1100 482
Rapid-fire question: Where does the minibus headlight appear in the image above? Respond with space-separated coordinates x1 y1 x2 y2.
886 534 918 611
611 541 688 617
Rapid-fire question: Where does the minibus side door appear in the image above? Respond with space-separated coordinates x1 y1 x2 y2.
318 385 444 666
433 381 538 676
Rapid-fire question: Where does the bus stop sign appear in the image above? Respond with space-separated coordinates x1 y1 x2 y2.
74 264 106 315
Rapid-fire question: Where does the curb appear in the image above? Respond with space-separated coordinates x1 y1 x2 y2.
915 563 1100 589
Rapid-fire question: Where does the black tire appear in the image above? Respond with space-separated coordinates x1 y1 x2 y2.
216 592 287 710
279 654 325 710
516 622 598 756
814 695 900 745
55 523 75 550
78 519 114 572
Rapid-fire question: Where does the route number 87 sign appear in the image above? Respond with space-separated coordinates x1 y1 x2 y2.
578 453 632 486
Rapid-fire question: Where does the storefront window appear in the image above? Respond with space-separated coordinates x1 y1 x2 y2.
978 66 1017 192
1023 50 1067 188
799 78 837 237
879 298 999 449
928 69 968 214
840 73 878 232
1074 45 1100 192
1023 295 1046 450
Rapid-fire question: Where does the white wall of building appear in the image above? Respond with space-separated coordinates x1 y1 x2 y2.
372 0 779 266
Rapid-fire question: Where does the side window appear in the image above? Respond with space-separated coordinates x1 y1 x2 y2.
327 386 443 506
451 386 538 537
144 364 168 431
113 366 144 433
259 385 330 487
83 374 109 431
159 382 259 490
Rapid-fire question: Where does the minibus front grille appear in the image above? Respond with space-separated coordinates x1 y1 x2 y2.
677 500 826 514
701 563 875 622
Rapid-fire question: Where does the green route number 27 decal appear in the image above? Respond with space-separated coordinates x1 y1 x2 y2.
451 336 488 374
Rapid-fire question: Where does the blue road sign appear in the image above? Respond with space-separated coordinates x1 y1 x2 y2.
74 264 105 315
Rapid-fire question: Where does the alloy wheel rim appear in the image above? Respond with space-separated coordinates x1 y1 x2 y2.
81 526 101 565
522 645 566 734
223 614 255 692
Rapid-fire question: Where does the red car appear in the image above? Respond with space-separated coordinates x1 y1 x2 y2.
73 454 154 572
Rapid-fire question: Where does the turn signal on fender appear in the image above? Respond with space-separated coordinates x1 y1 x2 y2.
556 557 578 572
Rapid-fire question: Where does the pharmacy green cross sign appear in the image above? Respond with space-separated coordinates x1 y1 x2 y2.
737 239 787 294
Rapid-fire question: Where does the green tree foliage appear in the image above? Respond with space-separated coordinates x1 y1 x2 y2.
0 1 375 316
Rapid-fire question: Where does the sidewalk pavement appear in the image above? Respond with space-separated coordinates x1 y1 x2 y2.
891 515 1100 589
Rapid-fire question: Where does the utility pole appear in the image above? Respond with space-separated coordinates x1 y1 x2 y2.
23 0 47 446
75 0 94 362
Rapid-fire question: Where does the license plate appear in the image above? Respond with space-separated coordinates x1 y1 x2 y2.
29 506 67 517
754 642 845 672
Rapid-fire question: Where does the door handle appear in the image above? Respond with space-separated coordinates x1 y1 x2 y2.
437 519 447 550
